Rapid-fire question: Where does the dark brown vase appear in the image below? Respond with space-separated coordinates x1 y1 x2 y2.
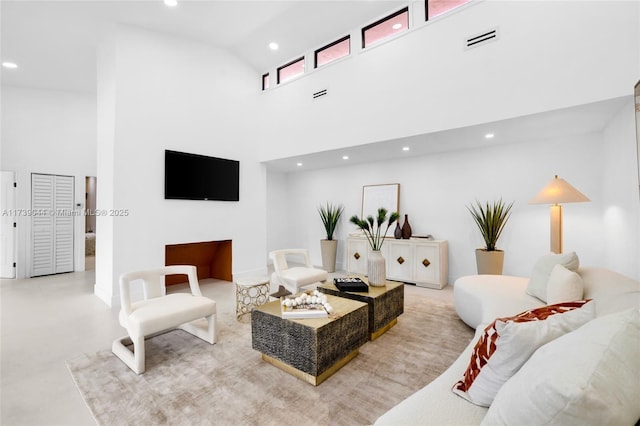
401 214 412 239
394 221 402 239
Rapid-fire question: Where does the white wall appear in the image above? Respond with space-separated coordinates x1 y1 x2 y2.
258 0 639 160
0 86 97 277
602 98 640 278
268 131 620 282
94 26 266 306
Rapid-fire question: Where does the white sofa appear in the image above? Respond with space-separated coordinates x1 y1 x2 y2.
375 267 640 425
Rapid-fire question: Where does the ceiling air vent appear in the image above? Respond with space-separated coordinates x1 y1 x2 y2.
465 27 499 50
312 89 328 100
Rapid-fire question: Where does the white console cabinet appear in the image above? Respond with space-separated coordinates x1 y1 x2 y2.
346 235 448 289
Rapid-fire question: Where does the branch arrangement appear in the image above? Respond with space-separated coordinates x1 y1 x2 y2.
349 207 400 251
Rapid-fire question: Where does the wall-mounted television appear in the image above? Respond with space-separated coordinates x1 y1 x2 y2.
164 150 239 201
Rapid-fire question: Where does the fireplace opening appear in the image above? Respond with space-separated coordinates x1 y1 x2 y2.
165 240 232 285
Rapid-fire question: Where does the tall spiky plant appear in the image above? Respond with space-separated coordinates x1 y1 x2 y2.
467 199 514 251
349 207 400 251
318 203 344 240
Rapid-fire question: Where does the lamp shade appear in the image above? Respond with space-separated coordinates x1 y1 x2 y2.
529 175 590 205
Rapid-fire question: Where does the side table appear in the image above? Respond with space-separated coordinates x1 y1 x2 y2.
235 277 270 320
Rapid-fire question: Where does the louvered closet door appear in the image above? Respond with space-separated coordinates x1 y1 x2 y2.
31 174 74 277
53 176 74 273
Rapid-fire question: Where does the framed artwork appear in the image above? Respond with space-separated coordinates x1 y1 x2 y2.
361 183 400 225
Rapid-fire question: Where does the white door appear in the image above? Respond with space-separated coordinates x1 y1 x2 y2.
0 171 16 278
31 173 74 277
53 176 74 273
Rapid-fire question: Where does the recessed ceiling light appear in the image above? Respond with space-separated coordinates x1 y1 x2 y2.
392 23 402 30
402 146 410 151
342 155 349 160
164 0 178 7
2 62 18 69
296 162 303 167
269 42 279 51
485 133 495 139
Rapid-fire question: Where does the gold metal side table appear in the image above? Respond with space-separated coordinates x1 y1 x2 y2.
235 277 270 320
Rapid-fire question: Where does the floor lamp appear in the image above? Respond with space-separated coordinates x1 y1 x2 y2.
529 175 590 254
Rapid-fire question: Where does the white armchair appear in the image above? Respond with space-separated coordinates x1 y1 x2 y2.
269 248 328 294
112 265 217 374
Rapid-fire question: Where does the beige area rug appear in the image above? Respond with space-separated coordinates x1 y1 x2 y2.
66 293 474 426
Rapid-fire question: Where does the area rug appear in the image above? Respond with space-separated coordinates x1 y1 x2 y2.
66 293 474 426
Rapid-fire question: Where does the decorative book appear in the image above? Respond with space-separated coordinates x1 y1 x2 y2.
334 277 369 292
280 290 332 319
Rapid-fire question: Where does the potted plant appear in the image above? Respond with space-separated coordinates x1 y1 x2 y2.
318 202 344 273
349 207 400 286
467 198 514 275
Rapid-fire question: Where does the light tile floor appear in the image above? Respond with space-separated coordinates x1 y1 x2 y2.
0 269 453 425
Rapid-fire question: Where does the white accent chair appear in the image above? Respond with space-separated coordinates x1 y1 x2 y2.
269 248 328 294
112 265 217 374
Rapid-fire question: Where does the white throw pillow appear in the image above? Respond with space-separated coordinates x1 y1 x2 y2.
526 252 579 302
452 300 595 407
482 308 640 426
546 263 584 304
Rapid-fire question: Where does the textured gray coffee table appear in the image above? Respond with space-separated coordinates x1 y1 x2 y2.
251 294 368 386
318 278 404 340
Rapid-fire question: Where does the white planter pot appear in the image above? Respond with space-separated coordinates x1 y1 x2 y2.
475 249 505 275
320 239 338 273
367 250 386 286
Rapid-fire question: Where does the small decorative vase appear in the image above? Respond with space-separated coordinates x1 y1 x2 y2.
394 222 402 239
367 250 386 286
401 214 412 239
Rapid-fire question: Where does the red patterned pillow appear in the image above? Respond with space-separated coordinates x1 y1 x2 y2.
452 300 594 407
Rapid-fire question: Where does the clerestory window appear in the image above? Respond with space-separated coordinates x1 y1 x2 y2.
315 35 351 68
277 57 305 84
362 8 409 48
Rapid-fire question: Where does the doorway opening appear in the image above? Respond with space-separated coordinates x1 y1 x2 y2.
85 176 96 270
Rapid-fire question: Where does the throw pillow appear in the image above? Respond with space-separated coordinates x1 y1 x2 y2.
546 263 584 304
451 300 594 407
482 308 640 426
526 251 579 302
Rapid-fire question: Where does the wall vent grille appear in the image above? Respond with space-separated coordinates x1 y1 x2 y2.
465 28 499 50
312 89 328 99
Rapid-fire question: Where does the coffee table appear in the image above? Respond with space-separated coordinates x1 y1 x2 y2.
251 294 368 386
318 277 404 340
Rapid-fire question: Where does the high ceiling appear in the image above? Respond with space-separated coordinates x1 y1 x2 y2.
1 1 628 173
0 0 403 93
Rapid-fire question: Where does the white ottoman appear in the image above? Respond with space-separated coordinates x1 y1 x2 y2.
453 275 542 328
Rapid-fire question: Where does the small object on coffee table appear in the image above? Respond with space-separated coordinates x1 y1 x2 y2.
280 290 331 319
333 277 369 292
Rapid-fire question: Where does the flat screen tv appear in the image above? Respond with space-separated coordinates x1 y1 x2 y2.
164 150 239 201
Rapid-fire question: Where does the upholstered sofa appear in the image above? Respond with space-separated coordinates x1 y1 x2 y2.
375 263 640 425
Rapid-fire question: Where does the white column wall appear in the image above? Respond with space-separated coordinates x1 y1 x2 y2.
0 87 97 278
95 26 266 306
602 98 640 278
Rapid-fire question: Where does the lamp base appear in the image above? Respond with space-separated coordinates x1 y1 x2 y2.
550 204 563 254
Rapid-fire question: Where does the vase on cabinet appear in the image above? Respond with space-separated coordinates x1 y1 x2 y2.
367 250 386 286
401 214 412 239
394 222 402 239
